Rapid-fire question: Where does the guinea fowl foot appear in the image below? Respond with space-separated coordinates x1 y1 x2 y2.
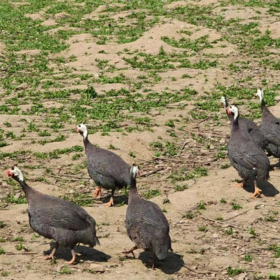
38 242 59 261
251 185 262 198
104 197 114 207
93 187 102 198
235 179 246 188
38 255 55 261
65 249 76 265
122 246 137 258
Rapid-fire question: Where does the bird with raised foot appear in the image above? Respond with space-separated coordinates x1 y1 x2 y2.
76 123 131 207
123 165 172 269
6 166 100 264
255 88 280 161
220 96 265 150
226 105 270 198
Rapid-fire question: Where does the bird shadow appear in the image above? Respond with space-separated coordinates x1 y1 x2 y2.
43 242 111 263
242 180 279 197
138 251 184 274
98 194 128 206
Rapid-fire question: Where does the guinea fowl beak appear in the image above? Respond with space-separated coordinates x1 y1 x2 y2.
5 169 13 177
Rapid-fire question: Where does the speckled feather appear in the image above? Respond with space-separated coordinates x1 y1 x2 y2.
228 111 269 182
20 180 99 249
84 138 131 191
125 173 172 260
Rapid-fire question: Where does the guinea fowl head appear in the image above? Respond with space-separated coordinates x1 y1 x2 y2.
226 105 239 120
255 88 264 102
76 123 88 139
6 166 24 182
130 165 139 179
220 96 228 108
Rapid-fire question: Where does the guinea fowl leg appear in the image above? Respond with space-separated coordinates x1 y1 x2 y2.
122 246 137 258
152 253 156 270
38 242 59 260
65 249 76 265
251 181 262 198
93 187 102 198
235 179 246 188
104 189 115 207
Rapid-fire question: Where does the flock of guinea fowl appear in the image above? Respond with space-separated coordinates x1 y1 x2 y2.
5 88 280 269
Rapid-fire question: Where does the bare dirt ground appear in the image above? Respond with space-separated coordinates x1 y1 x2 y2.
1 0 280 279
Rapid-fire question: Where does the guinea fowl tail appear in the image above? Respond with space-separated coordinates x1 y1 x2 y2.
95 235 100 246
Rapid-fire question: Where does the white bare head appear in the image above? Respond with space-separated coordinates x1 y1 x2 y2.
76 123 88 139
6 166 24 182
130 165 139 178
227 105 239 120
220 96 228 108
255 88 264 103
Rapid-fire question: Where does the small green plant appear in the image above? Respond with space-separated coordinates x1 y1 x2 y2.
225 228 233 235
174 185 188 192
1 271 8 277
245 254 253 262
163 197 170 204
220 198 226 203
248 227 256 236
182 212 194 219
0 247 5 255
266 216 276 222
142 189 160 199
198 226 207 232
60 266 72 275
232 203 242 210
16 243 24 251
129 151 136 158
198 201 206 210
216 217 223 221
227 266 246 276
269 273 280 280
165 119 175 128
0 221 6 228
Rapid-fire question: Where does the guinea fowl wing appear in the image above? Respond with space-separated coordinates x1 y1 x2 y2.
262 124 280 146
32 195 91 230
86 147 130 184
228 141 260 170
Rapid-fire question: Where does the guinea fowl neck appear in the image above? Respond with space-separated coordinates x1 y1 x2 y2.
18 180 34 199
128 176 138 203
232 112 239 130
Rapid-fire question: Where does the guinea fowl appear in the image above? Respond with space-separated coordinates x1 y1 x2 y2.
76 123 131 207
123 165 172 269
227 105 270 197
220 96 265 150
255 88 280 159
6 166 100 264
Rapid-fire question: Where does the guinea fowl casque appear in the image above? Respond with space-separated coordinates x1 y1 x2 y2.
255 88 280 160
123 165 172 269
220 96 265 150
76 123 131 207
6 166 100 264
226 105 270 197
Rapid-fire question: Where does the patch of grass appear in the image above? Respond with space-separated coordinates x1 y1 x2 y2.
268 244 280 258
232 203 242 210
60 266 72 275
198 225 207 232
0 247 5 255
168 167 207 183
225 227 233 235
244 254 252 262
269 273 280 280
182 212 194 219
4 194 27 204
220 198 227 203
227 267 245 276
142 189 160 199
174 185 188 192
